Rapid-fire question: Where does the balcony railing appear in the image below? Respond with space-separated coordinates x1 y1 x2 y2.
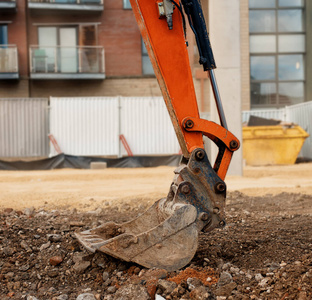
30 45 105 79
0 45 19 79
28 0 103 11
0 0 16 10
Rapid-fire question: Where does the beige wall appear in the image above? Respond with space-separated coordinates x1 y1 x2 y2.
240 0 251 111
209 0 243 176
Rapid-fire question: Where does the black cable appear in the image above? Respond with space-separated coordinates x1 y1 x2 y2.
169 0 187 39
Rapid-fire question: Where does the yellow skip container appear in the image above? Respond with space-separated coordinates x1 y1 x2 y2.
243 125 309 166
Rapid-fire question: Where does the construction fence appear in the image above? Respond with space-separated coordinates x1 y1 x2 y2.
0 98 311 159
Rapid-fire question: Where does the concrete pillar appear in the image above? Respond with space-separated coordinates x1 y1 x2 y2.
208 0 243 176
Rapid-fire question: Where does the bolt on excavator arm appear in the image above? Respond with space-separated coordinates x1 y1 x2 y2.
75 0 240 271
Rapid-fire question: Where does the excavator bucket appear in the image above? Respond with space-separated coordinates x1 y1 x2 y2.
75 149 227 271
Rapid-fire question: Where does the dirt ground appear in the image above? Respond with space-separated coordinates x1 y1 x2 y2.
0 163 312 299
1 163 312 211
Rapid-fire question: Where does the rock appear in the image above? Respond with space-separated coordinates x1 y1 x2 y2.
19 264 30 272
76 293 96 300
107 286 117 294
24 207 35 217
27 296 39 300
215 282 237 297
49 256 63 266
298 291 308 300
222 263 231 271
113 284 150 300
40 241 51 251
157 279 177 294
3 208 14 214
3 246 15 256
155 295 166 300
143 268 168 281
5 272 14 279
20 240 31 251
93 253 109 269
187 277 203 291
268 262 280 271
254 273 263 282
258 277 269 287
56 295 69 300
49 287 58 293
189 286 211 299
73 261 91 274
47 270 58 278
48 234 62 242
217 272 233 287
230 267 240 274
102 271 109 281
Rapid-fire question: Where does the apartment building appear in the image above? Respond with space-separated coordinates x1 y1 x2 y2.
0 0 311 111
0 0 165 99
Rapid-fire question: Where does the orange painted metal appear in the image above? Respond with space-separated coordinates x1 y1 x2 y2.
130 0 204 158
182 117 240 180
130 0 238 179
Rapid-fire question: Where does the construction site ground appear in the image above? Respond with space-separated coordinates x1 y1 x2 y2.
0 163 312 299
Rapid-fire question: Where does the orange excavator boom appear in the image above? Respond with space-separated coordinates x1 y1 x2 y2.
76 0 240 271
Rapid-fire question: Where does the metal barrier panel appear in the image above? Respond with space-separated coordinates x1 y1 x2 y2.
49 97 180 157
0 98 49 157
285 101 312 159
242 109 286 124
49 97 119 156
120 97 180 155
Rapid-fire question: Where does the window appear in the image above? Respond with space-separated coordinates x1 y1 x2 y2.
249 0 305 107
142 39 154 75
37 26 78 73
123 0 131 9
0 25 8 45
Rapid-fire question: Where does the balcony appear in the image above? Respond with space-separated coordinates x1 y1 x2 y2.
28 0 103 12
0 0 16 11
0 45 19 79
30 46 105 80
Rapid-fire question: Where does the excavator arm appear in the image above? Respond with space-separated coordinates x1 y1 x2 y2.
75 0 239 271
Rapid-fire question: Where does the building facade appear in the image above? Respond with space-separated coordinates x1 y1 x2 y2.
0 0 310 111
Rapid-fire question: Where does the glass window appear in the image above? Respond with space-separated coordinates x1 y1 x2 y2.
278 34 305 53
278 10 303 32
249 0 275 8
249 1 305 107
278 55 304 81
279 82 304 105
142 39 154 75
250 56 275 80
251 82 277 105
250 35 276 53
123 0 131 9
249 10 276 33
278 0 304 7
0 25 8 45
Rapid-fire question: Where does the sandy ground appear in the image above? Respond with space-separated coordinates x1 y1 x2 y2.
0 163 312 211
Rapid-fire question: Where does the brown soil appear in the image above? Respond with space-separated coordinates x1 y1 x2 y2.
0 163 312 299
